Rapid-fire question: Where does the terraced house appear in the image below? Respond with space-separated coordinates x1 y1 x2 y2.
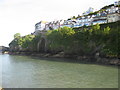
34 0 120 34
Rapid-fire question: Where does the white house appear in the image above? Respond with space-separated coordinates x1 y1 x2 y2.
35 22 41 31
114 0 120 6
76 18 83 27
106 6 119 14
52 21 60 30
35 21 47 31
92 15 107 25
107 13 120 23
45 23 50 30
59 20 65 28
62 20 72 27
76 16 93 27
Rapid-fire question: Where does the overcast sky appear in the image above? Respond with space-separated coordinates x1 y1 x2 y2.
0 0 116 47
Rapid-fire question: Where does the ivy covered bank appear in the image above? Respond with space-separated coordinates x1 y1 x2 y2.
9 21 120 65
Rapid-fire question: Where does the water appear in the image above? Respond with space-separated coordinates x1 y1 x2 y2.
1 54 118 88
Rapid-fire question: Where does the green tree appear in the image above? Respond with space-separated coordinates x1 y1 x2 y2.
21 35 35 48
46 27 75 52
14 33 21 39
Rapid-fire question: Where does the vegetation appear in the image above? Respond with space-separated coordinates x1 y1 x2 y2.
101 4 114 10
46 27 75 52
9 33 41 52
46 22 119 58
9 21 120 58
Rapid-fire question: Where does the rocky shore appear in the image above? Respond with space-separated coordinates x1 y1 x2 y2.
9 51 120 66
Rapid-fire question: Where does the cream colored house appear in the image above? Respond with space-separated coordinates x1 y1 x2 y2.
35 21 47 31
107 13 120 23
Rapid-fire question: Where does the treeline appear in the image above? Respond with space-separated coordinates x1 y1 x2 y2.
9 21 120 58
9 33 41 52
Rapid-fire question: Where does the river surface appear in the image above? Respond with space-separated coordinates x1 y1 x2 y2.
0 54 118 88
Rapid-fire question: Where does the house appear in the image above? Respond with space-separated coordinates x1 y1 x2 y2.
114 0 120 6
92 15 107 25
76 18 83 27
69 19 77 27
47 22 53 30
34 21 48 35
76 15 93 27
45 23 50 30
52 20 60 30
83 16 93 26
35 22 41 31
59 20 65 28
106 6 118 14
107 13 120 23
35 21 47 31
62 20 72 27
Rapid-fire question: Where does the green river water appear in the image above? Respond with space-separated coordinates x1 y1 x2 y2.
0 54 118 88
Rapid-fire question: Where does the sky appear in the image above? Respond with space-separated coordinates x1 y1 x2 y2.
0 0 116 47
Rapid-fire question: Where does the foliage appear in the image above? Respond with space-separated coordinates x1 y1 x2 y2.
21 35 35 48
14 33 21 39
72 16 76 19
9 21 120 58
9 34 37 51
46 27 75 52
46 22 119 57
101 4 114 10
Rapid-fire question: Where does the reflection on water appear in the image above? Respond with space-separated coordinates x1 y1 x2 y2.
1 54 118 88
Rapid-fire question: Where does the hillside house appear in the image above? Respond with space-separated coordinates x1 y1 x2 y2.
106 6 119 14
76 16 93 27
114 0 120 6
59 20 65 28
92 16 107 25
35 21 47 31
52 21 60 30
107 13 120 23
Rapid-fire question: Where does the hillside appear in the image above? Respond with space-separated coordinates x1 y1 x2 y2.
9 21 120 58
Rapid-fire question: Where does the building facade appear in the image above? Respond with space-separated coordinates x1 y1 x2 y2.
107 13 120 23
35 21 47 31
